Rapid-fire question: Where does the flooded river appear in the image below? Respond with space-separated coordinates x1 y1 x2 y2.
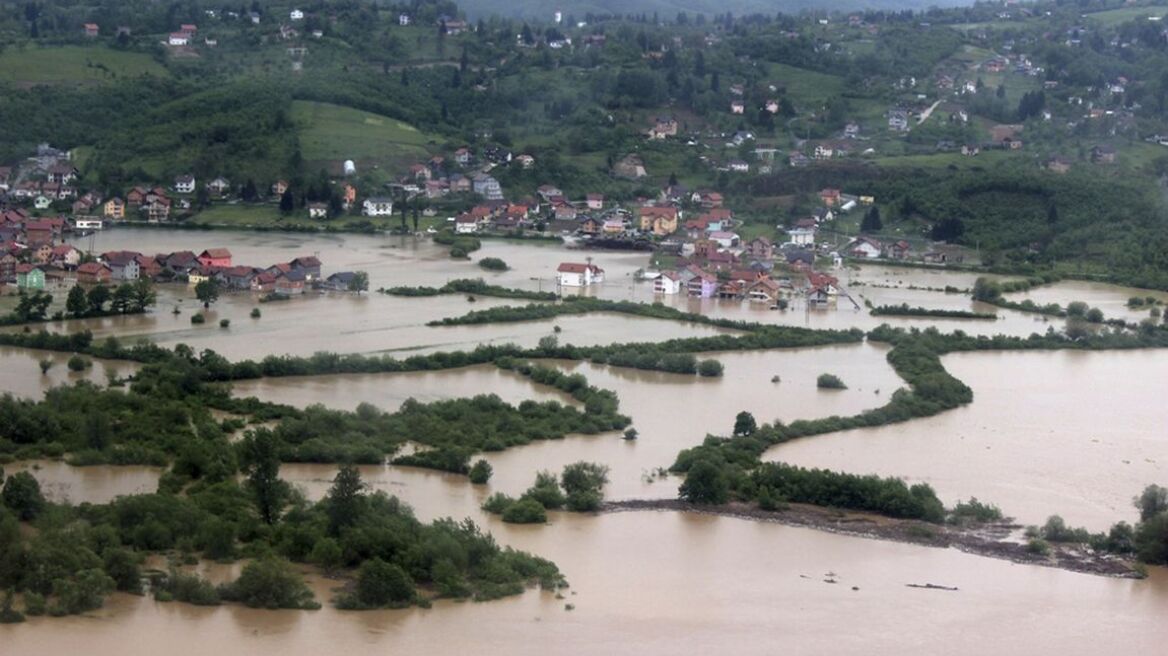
3 230 1167 653
3 510 1167 656
768 349 1168 530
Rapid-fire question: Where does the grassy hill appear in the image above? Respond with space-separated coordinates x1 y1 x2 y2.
0 46 167 86
291 100 437 172
458 0 974 19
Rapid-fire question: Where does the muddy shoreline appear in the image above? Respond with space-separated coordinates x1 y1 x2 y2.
602 499 1142 579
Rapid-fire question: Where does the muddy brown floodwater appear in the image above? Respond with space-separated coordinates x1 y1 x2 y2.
3 511 1168 656
3 230 1168 653
768 348 1168 530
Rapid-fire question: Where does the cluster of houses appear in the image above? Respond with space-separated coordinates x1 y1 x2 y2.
0 223 357 295
77 249 356 294
394 149 524 203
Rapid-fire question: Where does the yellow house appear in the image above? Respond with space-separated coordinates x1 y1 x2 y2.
103 198 125 219
188 270 210 285
638 207 679 236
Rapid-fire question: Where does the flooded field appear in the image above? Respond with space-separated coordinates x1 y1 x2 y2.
3 510 1167 656
4 231 1168 654
767 349 1168 530
0 346 137 398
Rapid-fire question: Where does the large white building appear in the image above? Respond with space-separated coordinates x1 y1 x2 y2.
362 197 394 217
653 271 682 295
557 262 604 287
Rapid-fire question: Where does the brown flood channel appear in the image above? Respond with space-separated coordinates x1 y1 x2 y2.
3 230 1168 652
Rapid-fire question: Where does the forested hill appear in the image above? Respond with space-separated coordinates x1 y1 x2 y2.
457 0 974 20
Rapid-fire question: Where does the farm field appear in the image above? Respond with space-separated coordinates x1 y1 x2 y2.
292 100 437 169
0 46 168 85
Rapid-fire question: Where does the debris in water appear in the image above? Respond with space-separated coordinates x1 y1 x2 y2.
906 583 959 591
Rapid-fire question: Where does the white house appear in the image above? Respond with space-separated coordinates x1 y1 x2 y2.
557 262 604 287
362 197 394 216
290 9 304 20
844 237 883 258
454 215 479 233
34 195 52 210
168 32 189 46
653 270 682 295
788 227 816 246
398 14 411 26
307 202 328 219
174 174 196 194
709 231 740 249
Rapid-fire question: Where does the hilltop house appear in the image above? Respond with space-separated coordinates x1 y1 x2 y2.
557 262 604 287
472 173 503 200
175 174 196 194
207 177 231 195
649 116 679 139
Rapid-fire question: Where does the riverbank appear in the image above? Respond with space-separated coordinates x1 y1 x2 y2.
603 499 1141 579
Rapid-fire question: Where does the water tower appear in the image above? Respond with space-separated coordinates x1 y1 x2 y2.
343 159 356 176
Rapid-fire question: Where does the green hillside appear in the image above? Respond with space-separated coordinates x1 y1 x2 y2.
0 46 167 85
458 0 973 19
291 100 436 169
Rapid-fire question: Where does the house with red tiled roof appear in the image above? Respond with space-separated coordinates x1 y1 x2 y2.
557 262 604 287
77 261 112 284
198 248 232 268
638 206 679 236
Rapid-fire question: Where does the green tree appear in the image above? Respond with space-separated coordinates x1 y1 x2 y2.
860 206 883 233
51 569 115 615
468 459 493 484
220 556 317 609
130 279 156 312
239 431 289 525
195 279 219 309
279 188 295 214
111 284 135 314
309 538 343 573
679 460 729 504
347 271 369 294
65 285 89 317
1135 485 1168 522
87 285 111 313
561 461 609 512
324 464 366 536
1135 513 1168 564
1 472 45 521
697 360 723 377
732 411 757 437
354 558 415 607
102 547 143 593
